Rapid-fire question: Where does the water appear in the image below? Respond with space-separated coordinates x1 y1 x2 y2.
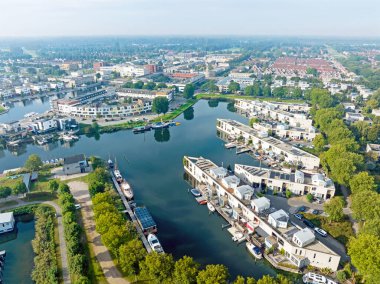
0 97 51 123
0 220 35 284
0 100 278 279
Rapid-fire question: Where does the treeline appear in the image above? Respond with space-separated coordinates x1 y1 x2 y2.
308 88 380 282
122 80 169 90
90 164 294 283
57 182 90 283
31 206 59 284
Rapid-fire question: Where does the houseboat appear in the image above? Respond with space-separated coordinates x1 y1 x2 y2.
121 180 134 200
133 125 151 133
207 202 216 212
147 234 164 253
134 207 158 235
151 122 170 129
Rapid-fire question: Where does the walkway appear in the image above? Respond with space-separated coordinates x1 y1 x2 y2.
340 185 359 234
68 181 129 284
0 200 70 284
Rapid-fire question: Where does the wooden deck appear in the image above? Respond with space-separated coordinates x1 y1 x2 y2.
110 173 152 253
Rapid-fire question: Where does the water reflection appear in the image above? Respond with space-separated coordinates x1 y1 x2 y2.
183 106 194 120
154 128 170 143
227 102 237 112
208 99 219 108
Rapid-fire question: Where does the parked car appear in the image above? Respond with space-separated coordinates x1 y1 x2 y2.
312 209 320 215
314 227 327 237
303 219 315 228
294 213 303 220
298 206 307 212
74 204 81 210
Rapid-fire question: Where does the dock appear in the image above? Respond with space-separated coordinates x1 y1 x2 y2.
110 173 152 253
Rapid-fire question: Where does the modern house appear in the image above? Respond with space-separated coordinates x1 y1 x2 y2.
268 209 289 229
63 154 91 175
0 212 15 234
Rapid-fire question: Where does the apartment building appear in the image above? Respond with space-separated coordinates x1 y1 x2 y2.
252 122 317 141
217 119 320 169
216 77 255 92
183 156 340 271
116 88 174 101
235 99 313 129
234 164 335 199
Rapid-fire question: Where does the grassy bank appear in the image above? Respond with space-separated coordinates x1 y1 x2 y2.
196 93 305 103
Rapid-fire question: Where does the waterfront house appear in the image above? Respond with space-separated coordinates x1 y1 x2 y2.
234 185 254 200
251 197 270 213
0 212 15 234
63 154 90 175
268 209 289 229
293 228 315 248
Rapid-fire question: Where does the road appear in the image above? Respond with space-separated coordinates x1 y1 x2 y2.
0 200 71 284
264 194 349 262
68 181 129 284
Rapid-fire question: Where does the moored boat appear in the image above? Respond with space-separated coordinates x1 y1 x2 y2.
147 233 164 253
207 202 216 212
302 272 337 284
151 122 169 129
190 188 201 197
108 159 114 169
121 180 134 200
114 169 123 183
133 126 150 133
246 242 262 259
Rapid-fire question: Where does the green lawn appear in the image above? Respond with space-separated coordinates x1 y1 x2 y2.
0 176 23 188
21 191 57 202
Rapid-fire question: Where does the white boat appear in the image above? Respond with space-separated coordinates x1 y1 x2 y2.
246 242 262 259
114 169 123 183
232 231 244 242
147 234 164 253
225 142 236 149
207 202 216 212
302 272 337 284
121 180 134 200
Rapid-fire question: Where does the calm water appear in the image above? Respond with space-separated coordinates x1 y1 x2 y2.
0 220 35 284
0 100 279 279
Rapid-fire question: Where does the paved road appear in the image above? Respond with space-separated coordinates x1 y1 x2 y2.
68 181 129 284
264 194 349 262
0 200 71 284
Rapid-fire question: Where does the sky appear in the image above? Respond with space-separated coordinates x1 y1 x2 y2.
0 0 379 38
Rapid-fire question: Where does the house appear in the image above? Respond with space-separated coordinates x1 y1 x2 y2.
366 144 380 160
345 112 365 122
372 109 380 117
251 197 270 213
0 212 15 233
63 154 90 175
268 209 289 229
234 185 254 200
292 228 315 248
221 175 240 190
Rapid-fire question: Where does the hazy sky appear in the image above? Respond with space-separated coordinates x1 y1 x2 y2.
0 0 379 37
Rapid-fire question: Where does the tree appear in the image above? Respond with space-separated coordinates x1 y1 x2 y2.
349 172 376 194
95 212 124 235
306 67 318 77
156 82 168 89
351 190 380 221
310 88 336 109
119 239 147 276
313 134 327 153
0 186 12 198
249 117 260 127
12 181 27 195
24 154 43 171
256 275 277 284
143 82 156 90
183 84 195 99
89 181 105 197
246 277 256 284
306 193 313 203
348 233 380 283
196 264 229 284
122 81 134 88
139 252 174 283
152 97 169 115
101 225 131 257
233 275 246 284
49 180 60 193
361 218 380 237
228 81 240 93
133 81 144 89
285 189 292 199
324 196 345 222
173 256 200 284
277 274 291 284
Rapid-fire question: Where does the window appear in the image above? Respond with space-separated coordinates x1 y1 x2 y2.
314 253 316 259
299 250 302 255
329 257 331 263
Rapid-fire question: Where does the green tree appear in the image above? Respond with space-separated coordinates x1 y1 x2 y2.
196 264 229 284
156 82 168 89
348 233 380 283
306 67 318 77
24 154 43 171
133 81 144 89
228 81 240 93
122 81 134 88
0 186 12 198
324 196 345 222
183 84 195 99
246 277 257 284
139 252 175 283
173 256 200 284
249 117 260 127
351 190 380 221
306 193 313 203
89 181 105 197
349 172 376 194
256 275 277 284
95 211 124 235
152 97 169 115
233 275 246 284
12 181 27 195
313 134 327 153
143 82 156 90
361 218 380 237
49 180 60 193
119 239 147 276
101 225 131 257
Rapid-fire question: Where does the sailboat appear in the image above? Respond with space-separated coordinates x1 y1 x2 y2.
113 158 123 183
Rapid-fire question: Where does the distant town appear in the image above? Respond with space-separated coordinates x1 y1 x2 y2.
0 37 379 284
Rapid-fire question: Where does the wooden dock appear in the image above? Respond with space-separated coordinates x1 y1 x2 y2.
110 173 152 253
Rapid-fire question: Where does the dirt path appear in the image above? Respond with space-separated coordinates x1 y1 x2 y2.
68 181 129 284
0 200 70 284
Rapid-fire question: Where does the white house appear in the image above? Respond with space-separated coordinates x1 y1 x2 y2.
0 212 15 233
268 209 289 229
63 154 91 175
293 228 315 248
251 197 270 213
234 185 254 200
221 175 240 190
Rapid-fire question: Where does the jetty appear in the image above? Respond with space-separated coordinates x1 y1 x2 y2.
110 172 152 253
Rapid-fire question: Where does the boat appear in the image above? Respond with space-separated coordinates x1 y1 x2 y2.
61 134 79 141
232 231 244 242
207 202 216 212
246 242 262 259
114 169 123 183
24 112 38 118
133 126 146 133
121 180 134 200
225 142 236 149
302 272 337 284
147 233 164 253
151 122 170 129
107 158 114 169
190 188 201 197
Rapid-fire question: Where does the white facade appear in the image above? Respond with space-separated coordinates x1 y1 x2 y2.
31 119 58 132
117 88 174 101
268 209 289 229
0 212 15 233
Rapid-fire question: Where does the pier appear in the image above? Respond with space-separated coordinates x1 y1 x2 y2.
110 172 152 253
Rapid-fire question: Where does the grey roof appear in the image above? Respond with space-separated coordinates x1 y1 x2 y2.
0 212 13 223
293 228 315 243
269 209 289 222
63 154 86 165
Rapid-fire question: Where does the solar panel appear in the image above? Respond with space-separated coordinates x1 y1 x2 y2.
134 207 157 230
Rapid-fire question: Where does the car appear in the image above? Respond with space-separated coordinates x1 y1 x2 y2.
312 209 320 215
74 204 81 210
298 206 307 212
294 213 303 220
314 227 327 237
303 219 315 228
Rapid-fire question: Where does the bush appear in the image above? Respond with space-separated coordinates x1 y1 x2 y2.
336 270 347 282
306 193 313 203
285 189 292 199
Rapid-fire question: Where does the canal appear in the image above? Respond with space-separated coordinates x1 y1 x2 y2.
0 220 35 284
0 99 279 279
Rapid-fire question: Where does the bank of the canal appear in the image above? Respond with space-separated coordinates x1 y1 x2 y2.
0 220 35 284
0 99 286 279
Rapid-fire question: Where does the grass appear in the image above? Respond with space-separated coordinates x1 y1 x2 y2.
21 191 57 202
302 213 354 246
196 93 305 103
0 176 23 188
151 98 197 122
